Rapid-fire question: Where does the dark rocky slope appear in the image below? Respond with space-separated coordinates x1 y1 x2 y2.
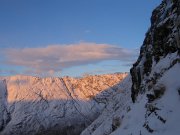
131 0 180 103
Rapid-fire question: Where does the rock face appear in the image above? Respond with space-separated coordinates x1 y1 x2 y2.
81 0 180 135
130 0 180 103
0 73 127 135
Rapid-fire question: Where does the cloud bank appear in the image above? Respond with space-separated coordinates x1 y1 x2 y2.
2 42 137 75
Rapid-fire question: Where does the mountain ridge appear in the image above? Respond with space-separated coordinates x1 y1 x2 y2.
0 73 128 135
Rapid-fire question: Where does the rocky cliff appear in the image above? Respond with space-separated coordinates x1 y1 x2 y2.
0 73 127 135
131 0 180 103
81 0 180 134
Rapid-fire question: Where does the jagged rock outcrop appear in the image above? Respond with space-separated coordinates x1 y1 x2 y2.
130 0 180 102
0 73 127 135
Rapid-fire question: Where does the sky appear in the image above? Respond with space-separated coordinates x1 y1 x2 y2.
0 0 162 77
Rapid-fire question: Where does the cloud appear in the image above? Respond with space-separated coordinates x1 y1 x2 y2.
2 42 137 75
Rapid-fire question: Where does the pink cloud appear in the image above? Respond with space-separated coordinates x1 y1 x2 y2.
3 42 137 75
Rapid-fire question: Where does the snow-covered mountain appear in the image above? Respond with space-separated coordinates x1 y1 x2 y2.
0 73 127 135
0 0 179 135
81 0 180 134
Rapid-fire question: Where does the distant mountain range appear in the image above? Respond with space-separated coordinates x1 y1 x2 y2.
0 73 127 135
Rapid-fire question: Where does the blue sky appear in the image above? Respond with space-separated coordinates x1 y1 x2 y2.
0 0 161 77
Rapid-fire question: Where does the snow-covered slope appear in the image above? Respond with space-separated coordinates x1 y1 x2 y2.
0 73 127 135
81 0 180 134
81 75 132 135
111 63 180 135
